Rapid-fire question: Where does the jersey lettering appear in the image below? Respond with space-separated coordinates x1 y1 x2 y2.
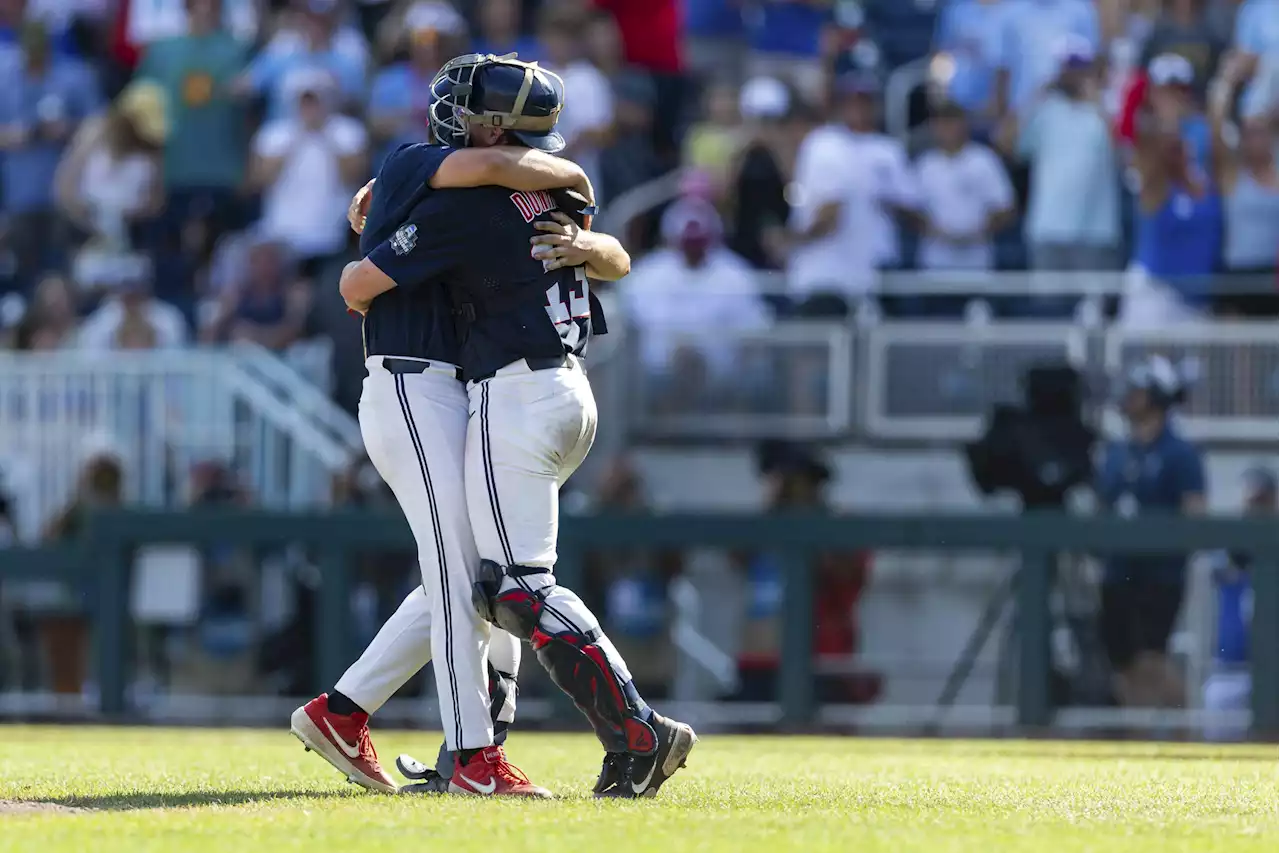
544 267 590 352
509 190 555 223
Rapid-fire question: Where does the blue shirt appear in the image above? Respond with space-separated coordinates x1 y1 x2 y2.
998 0 1099 113
1096 424 1206 583
367 63 433 172
0 58 100 213
1134 184 1222 306
360 143 461 362
683 0 745 38
246 40 366 121
1234 0 1280 117
1211 552 1252 666
934 0 1004 114
745 0 826 57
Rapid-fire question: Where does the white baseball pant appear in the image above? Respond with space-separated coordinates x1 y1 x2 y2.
465 356 638 689
336 355 519 750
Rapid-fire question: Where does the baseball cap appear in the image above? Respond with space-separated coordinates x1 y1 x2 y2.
834 69 881 97
1055 34 1096 70
1148 53 1194 87
404 0 466 37
739 76 790 120
660 196 723 246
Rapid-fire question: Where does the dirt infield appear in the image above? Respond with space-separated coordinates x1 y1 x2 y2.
0 799 84 815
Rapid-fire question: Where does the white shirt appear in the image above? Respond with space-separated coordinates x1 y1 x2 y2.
914 142 1014 270
80 147 157 232
544 61 612 203
254 115 367 258
787 124 881 299
620 246 771 377
126 0 258 44
849 132 919 267
1018 94 1120 247
77 298 189 350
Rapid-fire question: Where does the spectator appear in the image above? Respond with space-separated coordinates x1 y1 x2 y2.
201 236 312 350
733 440 878 705
367 0 466 167
1232 0 1279 119
39 447 126 695
537 4 613 202
1211 50 1278 317
1096 355 1204 711
243 0 368 120
598 71 662 214
682 0 744 79
1202 466 1274 742
995 0 1099 118
1122 54 1222 326
249 70 367 276
53 80 167 255
931 0 1005 124
1004 39 1120 299
743 0 826 104
583 456 678 698
726 76 797 271
13 273 78 350
582 7 623 78
592 0 683 161
788 72 913 316
135 0 250 236
0 21 100 290
681 80 741 200
1137 0 1225 95
123 0 259 54
77 258 188 349
913 101 1016 273
0 0 79 63
618 196 770 400
471 0 538 60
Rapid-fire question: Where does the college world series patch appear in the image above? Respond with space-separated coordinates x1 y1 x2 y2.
391 224 418 255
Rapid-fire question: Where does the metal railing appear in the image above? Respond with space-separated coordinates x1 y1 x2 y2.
0 347 363 539
616 272 1278 445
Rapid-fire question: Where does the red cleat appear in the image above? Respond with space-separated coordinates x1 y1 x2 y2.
290 694 398 794
449 745 553 798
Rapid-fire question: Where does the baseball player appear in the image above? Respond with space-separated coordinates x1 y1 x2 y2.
292 121 599 797
339 53 697 798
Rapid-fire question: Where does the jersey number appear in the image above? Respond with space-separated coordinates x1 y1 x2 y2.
544 267 590 327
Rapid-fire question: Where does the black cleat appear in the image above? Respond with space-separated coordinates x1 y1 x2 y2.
595 714 697 799
593 752 631 798
395 753 450 794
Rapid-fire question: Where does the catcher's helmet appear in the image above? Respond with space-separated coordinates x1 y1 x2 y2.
429 53 565 152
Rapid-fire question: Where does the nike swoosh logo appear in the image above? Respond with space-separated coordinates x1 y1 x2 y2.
323 719 363 760
631 760 656 794
461 775 497 794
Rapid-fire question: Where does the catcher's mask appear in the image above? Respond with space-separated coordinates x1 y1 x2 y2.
429 53 566 152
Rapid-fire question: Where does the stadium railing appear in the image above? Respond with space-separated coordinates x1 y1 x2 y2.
619 272 1278 444
0 346 364 539
0 507 1273 739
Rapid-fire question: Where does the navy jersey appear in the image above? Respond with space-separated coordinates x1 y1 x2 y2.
367 184 607 380
359 143 461 362
1096 424 1206 583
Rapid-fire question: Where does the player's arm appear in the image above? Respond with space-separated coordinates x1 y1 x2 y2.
531 212 630 280
429 147 595 203
341 195 466 312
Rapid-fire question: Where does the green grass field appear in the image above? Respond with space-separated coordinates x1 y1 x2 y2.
0 727 1274 852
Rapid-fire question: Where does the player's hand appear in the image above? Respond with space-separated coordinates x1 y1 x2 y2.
348 179 375 234
530 213 594 272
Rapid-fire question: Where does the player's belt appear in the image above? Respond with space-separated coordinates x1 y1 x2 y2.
471 353 573 382
382 357 465 381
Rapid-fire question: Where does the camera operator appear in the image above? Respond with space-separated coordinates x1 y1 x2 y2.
1095 355 1205 709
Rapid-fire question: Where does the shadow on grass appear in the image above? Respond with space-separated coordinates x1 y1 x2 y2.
41 788 356 811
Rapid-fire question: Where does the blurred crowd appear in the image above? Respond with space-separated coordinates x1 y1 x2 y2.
0 0 1273 368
